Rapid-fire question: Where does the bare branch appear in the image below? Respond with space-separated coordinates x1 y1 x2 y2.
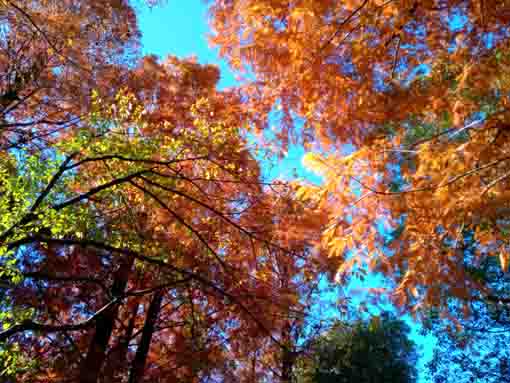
0 298 121 342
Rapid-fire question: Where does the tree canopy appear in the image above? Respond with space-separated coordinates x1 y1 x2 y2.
2 0 510 381
296 313 417 383
209 0 510 320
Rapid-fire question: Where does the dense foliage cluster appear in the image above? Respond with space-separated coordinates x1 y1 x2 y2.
1 0 510 381
296 314 417 383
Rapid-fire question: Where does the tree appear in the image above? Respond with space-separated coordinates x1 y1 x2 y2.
0 0 153 151
427 322 510 383
0 50 327 382
208 0 510 322
0 1 359 381
295 313 417 383
12 0 510 381
425 253 510 383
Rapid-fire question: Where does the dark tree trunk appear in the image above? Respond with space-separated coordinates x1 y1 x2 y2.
128 289 164 383
103 299 139 382
281 347 294 383
79 255 134 383
281 320 295 383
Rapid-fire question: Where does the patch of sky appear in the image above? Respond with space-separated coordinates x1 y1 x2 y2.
136 1 237 89
247 104 324 184
448 10 469 32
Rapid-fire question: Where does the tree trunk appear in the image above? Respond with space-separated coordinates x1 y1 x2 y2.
281 348 294 383
128 289 164 383
103 299 139 382
79 255 134 383
281 321 295 383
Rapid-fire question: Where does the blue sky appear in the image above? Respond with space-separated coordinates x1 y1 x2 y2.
137 2 236 89
137 2 435 381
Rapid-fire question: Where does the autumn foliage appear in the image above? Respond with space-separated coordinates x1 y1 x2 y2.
0 1 327 382
209 0 510 320
2 0 510 381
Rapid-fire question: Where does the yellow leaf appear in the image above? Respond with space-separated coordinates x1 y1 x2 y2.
499 250 509 272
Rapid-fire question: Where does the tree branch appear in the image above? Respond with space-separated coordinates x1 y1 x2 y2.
22 271 108 292
52 169 153 211
6 235 285 348
65 155 208 171
0 298 120 342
